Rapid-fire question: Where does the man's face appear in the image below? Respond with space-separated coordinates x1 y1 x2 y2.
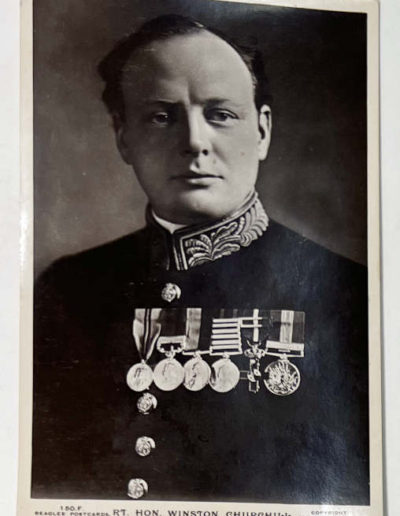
117 31 271 225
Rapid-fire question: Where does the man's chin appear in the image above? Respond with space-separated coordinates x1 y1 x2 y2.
158 191 247 226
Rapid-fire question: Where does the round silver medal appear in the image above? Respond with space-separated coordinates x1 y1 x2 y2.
209 357 240 393
264 358 300 396
153 357 184 391
183 356 211 391
126 362 153 392
127 478 148 499
137 392 158 415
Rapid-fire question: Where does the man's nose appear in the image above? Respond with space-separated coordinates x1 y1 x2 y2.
182 111 211 157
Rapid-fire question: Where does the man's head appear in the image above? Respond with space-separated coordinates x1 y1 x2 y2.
99 15 272 225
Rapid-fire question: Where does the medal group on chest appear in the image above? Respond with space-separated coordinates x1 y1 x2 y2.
126 308 305 396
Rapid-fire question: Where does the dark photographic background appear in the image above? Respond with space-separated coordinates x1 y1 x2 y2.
33 0 367 276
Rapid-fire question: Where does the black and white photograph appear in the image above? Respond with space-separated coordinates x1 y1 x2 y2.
17 0 381 514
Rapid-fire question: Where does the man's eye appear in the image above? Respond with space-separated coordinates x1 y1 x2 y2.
149 112 171 126
206 109 238 126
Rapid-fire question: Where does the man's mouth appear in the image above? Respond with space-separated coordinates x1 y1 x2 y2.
172 171 223 186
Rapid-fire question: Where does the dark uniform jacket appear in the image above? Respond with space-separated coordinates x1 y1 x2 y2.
32 194 369 504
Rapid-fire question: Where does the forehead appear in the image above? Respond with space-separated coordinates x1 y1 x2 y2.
120 32 255 105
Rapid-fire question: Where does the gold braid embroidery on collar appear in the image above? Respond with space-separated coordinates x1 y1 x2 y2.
179 195 269 269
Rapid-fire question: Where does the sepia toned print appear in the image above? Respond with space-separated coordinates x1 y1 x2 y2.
18 1 382 515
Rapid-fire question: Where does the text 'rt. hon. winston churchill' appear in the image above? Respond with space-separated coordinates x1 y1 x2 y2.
32 15 369 505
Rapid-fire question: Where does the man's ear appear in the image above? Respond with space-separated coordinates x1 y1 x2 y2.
114 115 132 165
257 104 272 161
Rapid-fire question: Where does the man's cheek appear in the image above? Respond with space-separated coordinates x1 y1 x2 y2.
231 145 257 162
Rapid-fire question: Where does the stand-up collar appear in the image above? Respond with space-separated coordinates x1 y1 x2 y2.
146 192 269 271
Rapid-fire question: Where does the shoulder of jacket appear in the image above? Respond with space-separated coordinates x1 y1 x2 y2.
36 227 150 287
259 219 367 280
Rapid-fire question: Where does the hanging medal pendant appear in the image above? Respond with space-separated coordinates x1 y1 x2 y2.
247 359 262 393
126 360 154 392
153 351 184 391
264 357 300 396
209 354 240 393
128 309 161 392
244 339 265 394
184 353 211 391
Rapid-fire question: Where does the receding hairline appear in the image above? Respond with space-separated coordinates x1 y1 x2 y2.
120 30 257 92
98 14 271 126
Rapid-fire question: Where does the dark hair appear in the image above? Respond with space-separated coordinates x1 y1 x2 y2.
98 14 271 126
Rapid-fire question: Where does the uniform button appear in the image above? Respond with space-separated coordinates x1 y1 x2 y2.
135 436 156 457
137 392 158 415
161 282 181 303
127 478 148 499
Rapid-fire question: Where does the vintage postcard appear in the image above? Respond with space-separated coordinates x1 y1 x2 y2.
18 0 381 515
